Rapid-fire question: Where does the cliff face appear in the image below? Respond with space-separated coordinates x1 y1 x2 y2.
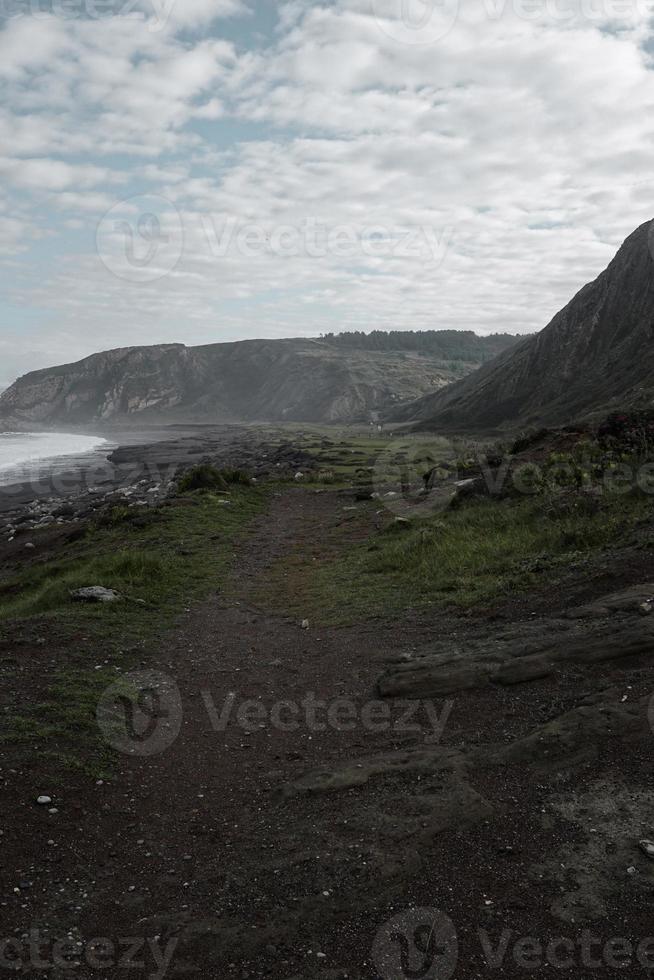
0 336 507 427
0 345 192 424
392 220 654 432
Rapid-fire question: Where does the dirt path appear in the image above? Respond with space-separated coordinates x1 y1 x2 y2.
4 488 654 979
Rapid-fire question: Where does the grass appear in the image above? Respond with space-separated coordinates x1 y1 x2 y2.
0 487 262 630
252 490 653 624
270 425 469 496
0 667 120 779
4 425 652 773
0 486 264 775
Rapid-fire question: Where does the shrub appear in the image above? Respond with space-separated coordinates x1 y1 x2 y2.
177 465 229 494
96 505 132 528
220 468 252 486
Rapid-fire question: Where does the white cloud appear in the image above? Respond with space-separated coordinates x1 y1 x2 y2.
146 0 248 29
1 0 654 382
0 157 123 191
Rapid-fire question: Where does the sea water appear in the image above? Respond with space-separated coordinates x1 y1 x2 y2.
0 431 110 487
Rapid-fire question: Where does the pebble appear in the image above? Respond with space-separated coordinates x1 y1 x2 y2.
639 840 654 860
36 796 52 806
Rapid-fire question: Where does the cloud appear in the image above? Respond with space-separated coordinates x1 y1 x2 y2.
0 157 123 191
146 0 249 30
1 0 654 382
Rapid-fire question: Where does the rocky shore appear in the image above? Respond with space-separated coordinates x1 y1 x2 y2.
0 423 316 538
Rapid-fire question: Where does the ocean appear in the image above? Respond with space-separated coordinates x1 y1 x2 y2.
0 431 111 488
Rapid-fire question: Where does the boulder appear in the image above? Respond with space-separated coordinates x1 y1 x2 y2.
70 587 121 603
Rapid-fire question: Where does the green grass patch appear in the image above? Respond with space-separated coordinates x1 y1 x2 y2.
0 487 263 631
253 490 652 624
0 667 119 779
0 486 264 774
177 463 253 493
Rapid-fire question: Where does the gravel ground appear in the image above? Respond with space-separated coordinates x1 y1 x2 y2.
2 478 654 979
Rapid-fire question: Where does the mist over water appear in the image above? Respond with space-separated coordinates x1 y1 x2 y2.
0 432 110 487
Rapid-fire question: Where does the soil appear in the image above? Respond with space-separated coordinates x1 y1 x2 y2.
2 469 654 978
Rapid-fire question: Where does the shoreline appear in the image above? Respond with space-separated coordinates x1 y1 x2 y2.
0 424 228 512
0 423 313 537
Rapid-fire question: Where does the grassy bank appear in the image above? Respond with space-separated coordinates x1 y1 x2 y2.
0 485 264 776
253 489 652 624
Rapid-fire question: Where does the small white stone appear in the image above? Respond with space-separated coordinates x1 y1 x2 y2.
36 796 52 806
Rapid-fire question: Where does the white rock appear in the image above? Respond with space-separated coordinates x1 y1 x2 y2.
70 587 121 603
300 619 310 630
639 840 654 859
36 796 52 806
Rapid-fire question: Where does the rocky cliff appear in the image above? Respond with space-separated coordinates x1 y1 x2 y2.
0 334 517 427
391 220 654 432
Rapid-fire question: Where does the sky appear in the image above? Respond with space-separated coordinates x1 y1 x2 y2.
1 0 654 386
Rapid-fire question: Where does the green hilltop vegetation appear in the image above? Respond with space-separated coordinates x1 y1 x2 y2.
322 329 519 362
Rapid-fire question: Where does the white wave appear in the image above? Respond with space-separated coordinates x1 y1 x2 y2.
0 432 109 482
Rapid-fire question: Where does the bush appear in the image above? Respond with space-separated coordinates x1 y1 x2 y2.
177 465 229 494
96 505 132 528
510 428 551 455
220 468 252 486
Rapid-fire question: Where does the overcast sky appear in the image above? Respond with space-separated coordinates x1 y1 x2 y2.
1 0 653 384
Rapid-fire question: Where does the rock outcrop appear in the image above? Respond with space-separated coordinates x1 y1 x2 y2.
391 220 654 432
0 334 516 427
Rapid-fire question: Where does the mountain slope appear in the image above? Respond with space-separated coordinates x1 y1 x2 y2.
0 334 518 427
392 220 654 432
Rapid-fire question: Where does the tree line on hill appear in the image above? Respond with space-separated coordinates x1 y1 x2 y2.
321 330 519 363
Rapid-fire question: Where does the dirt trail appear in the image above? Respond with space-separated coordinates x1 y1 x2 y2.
4 488 654 979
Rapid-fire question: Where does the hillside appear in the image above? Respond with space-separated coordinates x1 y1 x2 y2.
0 333 517 427
323 329 517 362
391 220 654 432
